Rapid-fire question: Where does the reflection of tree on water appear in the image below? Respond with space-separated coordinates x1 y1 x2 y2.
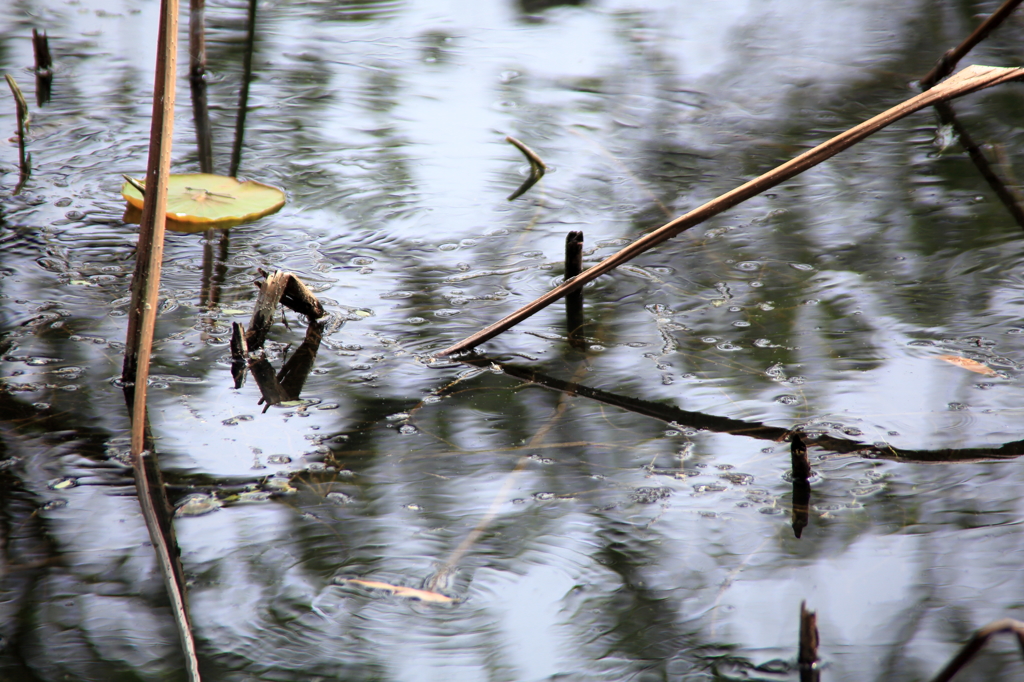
5 0 1024 679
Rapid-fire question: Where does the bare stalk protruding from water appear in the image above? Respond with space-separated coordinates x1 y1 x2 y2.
506 135 547 200
564 230 584 343
120 0 202 677
32 29 52 107
5 75 30 185
798 602 820 682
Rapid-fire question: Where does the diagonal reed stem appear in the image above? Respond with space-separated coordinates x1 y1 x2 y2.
436 65 1024 357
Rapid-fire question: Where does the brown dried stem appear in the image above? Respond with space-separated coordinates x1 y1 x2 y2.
5 74 30 182
120 0 201 677
436 65 1024 357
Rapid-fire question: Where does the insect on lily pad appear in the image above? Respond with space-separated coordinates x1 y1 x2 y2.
121 173 286 232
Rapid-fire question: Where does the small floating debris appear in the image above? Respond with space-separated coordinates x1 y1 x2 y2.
47 477 78 490
174 492 221 517
936 354 999 377
334 577 454 604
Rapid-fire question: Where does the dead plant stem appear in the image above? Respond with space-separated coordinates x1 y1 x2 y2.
436 65 1024 357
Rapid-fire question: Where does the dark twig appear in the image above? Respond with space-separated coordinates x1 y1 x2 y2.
32 29 52 107
32 29 52 73
799 602 821 682
791 433 811 538
506 135 547 201
929 619 1024 682
920 0 1023 89
564 231 584 343
791 432 811 480
229 0 258 177
436 65 1024 357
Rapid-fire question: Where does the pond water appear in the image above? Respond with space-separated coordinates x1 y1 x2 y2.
3 0 1024 680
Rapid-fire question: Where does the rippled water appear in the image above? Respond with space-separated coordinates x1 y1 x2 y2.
4 0 1024 680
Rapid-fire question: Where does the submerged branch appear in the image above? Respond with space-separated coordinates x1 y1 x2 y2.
460 356 1024 464
437 65 1024 357
929 619 1024 682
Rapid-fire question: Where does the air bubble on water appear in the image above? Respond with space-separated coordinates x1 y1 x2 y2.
774 394 799 405
398 424 418 435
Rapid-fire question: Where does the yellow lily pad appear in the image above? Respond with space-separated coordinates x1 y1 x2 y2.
121 173 286 230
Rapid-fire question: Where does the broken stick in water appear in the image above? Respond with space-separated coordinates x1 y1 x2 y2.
506 135 547 201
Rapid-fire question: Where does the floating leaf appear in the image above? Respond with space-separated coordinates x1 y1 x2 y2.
336 578 454 603
936 354 999 377
121 173 285 231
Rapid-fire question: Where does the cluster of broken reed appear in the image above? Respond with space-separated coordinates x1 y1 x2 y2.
230 269 326 409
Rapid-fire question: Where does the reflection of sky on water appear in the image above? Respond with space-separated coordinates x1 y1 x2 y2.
4 0 1024 679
